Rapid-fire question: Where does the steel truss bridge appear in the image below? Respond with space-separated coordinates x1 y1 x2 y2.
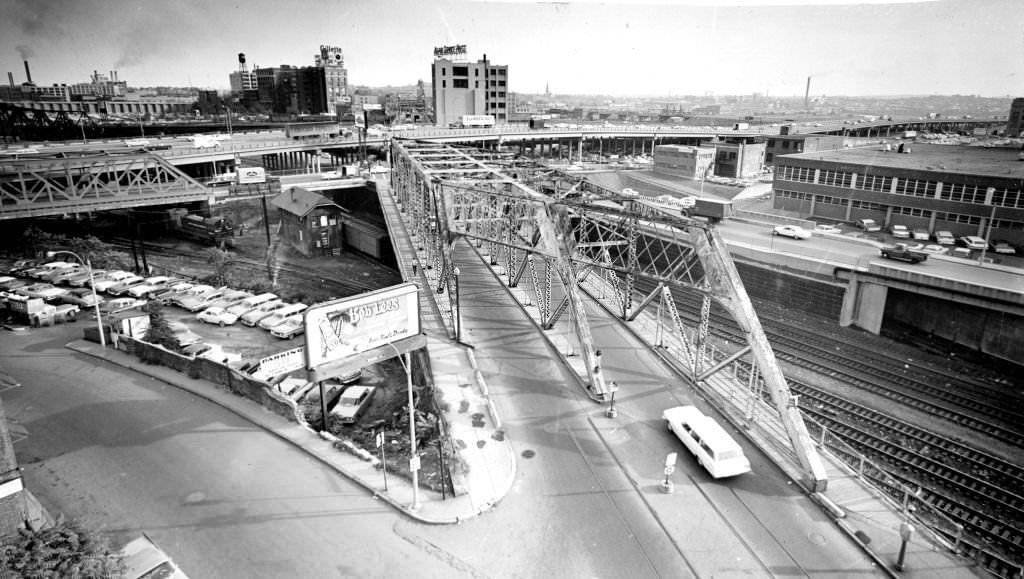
0 153 210 220
389 139 827 490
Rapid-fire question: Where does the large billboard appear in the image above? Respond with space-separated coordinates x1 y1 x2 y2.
304 283 420 372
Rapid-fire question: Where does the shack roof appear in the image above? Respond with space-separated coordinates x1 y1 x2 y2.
270 187 347 218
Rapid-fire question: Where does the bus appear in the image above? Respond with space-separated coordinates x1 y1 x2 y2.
663 405 751 478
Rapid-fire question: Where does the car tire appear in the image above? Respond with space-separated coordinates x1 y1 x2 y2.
218 321 225 327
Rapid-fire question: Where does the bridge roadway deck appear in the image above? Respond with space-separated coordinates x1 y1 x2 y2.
375 178 978 577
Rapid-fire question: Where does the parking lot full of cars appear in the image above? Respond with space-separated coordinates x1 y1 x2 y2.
1 257 316 344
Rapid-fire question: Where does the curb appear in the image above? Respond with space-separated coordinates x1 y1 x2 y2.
64 340 462 525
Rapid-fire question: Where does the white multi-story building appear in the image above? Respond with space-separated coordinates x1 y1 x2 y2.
431 46 508 127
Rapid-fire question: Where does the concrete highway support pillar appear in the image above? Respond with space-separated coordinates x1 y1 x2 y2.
839 274 888 335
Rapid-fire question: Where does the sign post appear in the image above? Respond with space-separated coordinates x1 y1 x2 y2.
376 431 388 492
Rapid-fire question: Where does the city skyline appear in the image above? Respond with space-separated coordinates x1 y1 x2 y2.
3 0 1021 98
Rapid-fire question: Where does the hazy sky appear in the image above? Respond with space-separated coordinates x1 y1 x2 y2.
2 0 1021 97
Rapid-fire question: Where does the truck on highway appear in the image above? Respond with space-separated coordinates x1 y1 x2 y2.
880 243 928 264
732 122 749 130
681 197 733 224
456 115 495 129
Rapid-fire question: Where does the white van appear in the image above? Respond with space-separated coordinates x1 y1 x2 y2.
663 406 751 478
226 292 278 317
258 303 308 330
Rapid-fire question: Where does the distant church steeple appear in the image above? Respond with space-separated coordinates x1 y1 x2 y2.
545 82 550 98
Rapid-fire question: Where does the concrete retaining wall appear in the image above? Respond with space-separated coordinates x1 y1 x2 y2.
884 289 1024 365
120 336 301 422
733 260 847 321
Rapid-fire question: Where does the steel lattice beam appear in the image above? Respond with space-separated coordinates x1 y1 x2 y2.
390 139 827 489
0 152 209 220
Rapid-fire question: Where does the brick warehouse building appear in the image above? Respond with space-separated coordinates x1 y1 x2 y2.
771 144 1024 246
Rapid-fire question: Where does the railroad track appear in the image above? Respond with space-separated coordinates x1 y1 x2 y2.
105 238 381 297
733 360 1024 571
663 293 1024 447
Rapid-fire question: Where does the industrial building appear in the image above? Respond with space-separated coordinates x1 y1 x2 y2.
431 46 508 127
714 141 767 179
762 134 847 165
653 145 715 180
1007 97 1024 137
772 143 1024 245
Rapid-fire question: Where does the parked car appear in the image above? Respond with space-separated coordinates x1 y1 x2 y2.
855 218 881 232
6 259 37 276
106 275 147 296
181 342 214 358
226 292 278 317
813 224 842 235
16 283 68 301
120 533 189 579
258 303 308 330
61 287 104 308
991 240 1016 255
932 230 956 246
28 261 78 281
269 315 305 339
177 287 227 312
65 269 107 287
149 282 195 304
167 321 203 348
196 306 239 327
93 271 139 293
203 290 252 311
127 276 175 299
170 284 216 308
920 244 949 255
47 266 87 285
958 235 988 250
240 300 286 326
889 224 910 238
772 225 812 240
0 278 30 291
99 297 147 314
911 228 930 241
330 385 376 424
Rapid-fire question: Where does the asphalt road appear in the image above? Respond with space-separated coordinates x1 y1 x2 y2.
2 277 881 579
1 324 456 578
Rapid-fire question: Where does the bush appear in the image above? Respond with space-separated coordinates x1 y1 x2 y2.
0 516 125 578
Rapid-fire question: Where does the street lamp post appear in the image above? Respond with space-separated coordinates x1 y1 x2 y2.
389 343 420 510
46 250 105 348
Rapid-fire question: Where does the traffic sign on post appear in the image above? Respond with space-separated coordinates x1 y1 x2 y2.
375 432 384 448
665 452 678 468
409 455 421 472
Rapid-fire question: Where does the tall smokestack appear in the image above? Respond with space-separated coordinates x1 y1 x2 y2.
7 72 13 88
804 76 811 109
23 60 32 84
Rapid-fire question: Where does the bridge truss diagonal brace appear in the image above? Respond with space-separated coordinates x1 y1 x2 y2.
694 226 828 491
392 140 610 400
439 191 610 400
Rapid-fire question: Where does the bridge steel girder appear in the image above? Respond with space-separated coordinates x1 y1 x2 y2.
0 153 209 220
390 140 826 488
392 140 610 400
